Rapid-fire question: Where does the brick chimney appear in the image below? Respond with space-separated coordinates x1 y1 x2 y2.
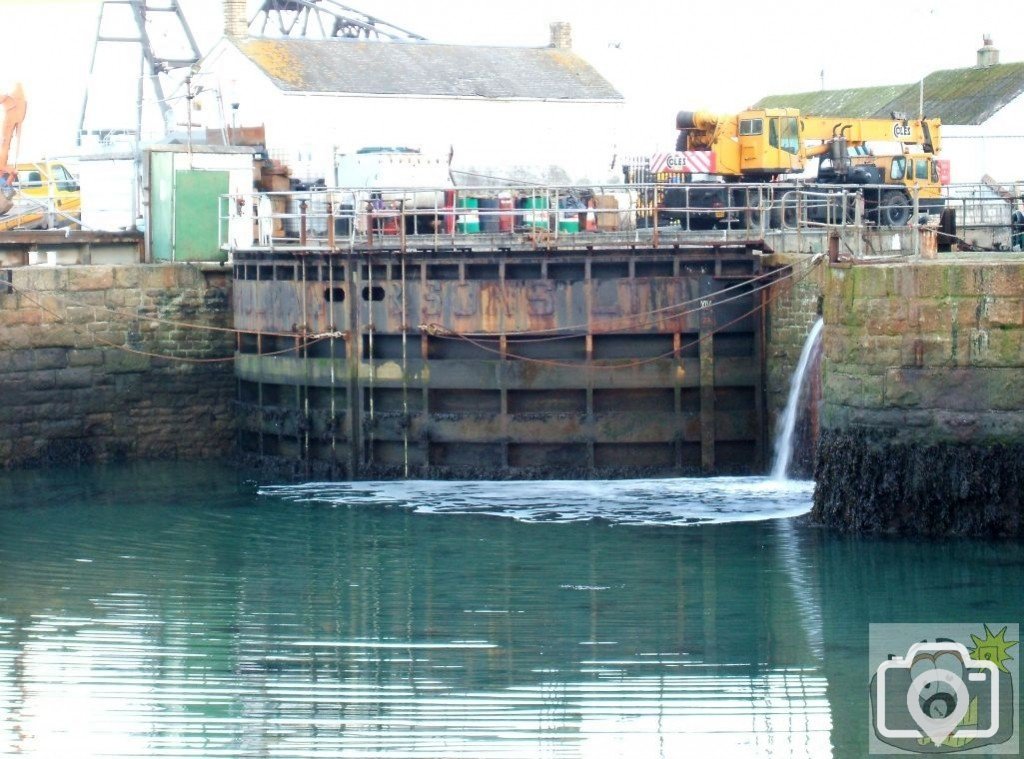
550 22 572 50
224 0 248 40
977 34 999 67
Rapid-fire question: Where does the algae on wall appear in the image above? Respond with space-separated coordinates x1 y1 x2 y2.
813 260 1024 536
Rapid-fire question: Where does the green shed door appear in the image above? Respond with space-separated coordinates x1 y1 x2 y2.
173 169 229 262
150 152 174 262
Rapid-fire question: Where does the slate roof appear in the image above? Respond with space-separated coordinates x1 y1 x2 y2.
233 38 622 101
881 63 1024 125
757 84 908 118
755 62 1024 125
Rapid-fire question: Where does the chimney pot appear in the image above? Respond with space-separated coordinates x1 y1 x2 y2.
550 22 572 50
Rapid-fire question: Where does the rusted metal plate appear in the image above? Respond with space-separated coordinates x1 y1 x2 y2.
233 245 767 478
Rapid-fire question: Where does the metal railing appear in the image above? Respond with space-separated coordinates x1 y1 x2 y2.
217 181 1023 256
0 184 83 233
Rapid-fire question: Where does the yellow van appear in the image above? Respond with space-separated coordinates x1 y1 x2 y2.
0 161 81 231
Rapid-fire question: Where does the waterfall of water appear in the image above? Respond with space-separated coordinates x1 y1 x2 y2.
771 318 824 481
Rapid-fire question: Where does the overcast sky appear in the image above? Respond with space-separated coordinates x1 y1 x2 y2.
4 0 1023 158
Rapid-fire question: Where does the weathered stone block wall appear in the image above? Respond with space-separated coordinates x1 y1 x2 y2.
0 264 235 468
814 260 1024 535
764 254 825 475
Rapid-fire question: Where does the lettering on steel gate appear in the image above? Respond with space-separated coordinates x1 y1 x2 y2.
527 282 555 317
453 282 479 317
421 281 442 318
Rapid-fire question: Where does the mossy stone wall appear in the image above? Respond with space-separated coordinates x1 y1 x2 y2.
814 259 1024 535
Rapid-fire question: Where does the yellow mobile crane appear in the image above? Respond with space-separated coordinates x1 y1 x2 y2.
664 107 943 227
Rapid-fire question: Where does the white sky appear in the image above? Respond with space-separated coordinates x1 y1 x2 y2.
4 0 1023 158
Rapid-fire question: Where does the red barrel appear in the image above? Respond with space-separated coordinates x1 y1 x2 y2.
498 194 514 232
444 189 456 234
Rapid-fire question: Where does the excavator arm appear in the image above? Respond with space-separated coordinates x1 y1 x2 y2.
0 83 27 214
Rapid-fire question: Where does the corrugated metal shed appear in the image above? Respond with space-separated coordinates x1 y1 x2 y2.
756 62 1024 125
234 38 622 101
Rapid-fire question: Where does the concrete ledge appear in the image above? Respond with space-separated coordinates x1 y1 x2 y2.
0 231 143 267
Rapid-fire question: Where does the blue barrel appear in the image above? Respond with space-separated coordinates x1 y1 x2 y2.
478 197 500 233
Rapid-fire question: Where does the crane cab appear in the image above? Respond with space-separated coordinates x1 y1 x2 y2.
735 108 805 176
676 108 807 179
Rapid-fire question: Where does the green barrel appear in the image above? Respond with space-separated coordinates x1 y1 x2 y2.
456 197 480 234
518 195 549 229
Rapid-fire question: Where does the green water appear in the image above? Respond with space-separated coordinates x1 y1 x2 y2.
0 462 1020 758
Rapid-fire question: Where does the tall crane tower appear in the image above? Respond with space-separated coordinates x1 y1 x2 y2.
78 0 201 147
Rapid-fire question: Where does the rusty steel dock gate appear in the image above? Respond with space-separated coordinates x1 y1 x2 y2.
232 234 770 480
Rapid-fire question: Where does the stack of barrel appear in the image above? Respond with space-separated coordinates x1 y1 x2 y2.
449 191 621 234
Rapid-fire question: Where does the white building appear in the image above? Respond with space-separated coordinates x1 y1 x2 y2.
193 10 624 185
757 37 1024 185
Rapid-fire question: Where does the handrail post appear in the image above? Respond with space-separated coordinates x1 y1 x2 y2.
652 184 659 248
327 198 335 250
912 185 921 257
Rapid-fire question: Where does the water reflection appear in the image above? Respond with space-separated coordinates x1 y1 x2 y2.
0 463 1020 757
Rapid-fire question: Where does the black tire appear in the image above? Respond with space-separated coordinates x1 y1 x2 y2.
878 190 911 226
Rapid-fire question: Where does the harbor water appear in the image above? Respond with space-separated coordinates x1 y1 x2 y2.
0 462 1021 757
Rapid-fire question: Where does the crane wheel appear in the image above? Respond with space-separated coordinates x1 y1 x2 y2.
879 190 911 226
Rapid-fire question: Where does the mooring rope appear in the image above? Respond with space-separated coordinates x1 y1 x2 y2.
1 253 821 365
416 254 824 371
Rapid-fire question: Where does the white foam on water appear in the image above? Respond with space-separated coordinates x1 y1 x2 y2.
259 476 814 526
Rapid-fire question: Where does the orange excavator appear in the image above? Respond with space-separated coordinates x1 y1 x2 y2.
0 83 27 216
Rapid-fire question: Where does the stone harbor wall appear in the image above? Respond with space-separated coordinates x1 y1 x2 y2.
0 264 235 468
813 259 1024 536
764 254 825 477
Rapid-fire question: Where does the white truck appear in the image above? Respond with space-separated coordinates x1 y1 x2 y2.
333 147 454 234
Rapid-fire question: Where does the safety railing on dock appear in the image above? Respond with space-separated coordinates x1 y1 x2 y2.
218 181 1024 257
0 186 82 234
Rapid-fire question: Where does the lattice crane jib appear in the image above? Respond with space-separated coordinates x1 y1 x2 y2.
78 0 201 147
253 1 426 40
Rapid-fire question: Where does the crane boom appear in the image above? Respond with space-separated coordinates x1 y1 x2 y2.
799 115 940 154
